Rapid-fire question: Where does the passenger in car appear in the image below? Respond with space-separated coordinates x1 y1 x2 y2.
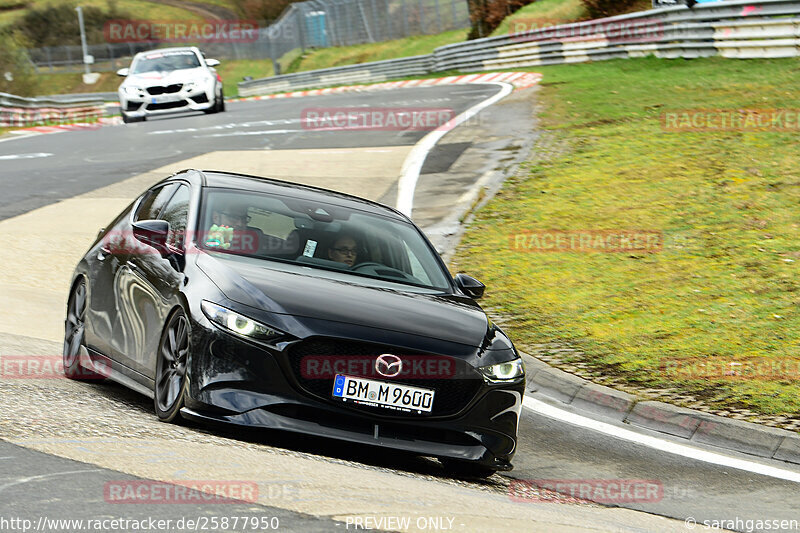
205 201 260 253
212 203 249 232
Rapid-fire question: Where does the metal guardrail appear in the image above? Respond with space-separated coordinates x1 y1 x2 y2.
0 92 105 128
238 54 433 96
40 92 120 103
237 0 800 96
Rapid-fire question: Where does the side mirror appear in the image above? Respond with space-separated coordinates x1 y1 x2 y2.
132 219 170 254
454 273 485 299
205 58 220 67
116 68 130 77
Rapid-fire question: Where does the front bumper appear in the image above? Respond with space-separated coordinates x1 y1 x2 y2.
184 320 523 469
120 84 216 117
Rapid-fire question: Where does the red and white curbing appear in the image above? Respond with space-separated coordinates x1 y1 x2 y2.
9 116 122 135
232 71 542 103
4 72 541 136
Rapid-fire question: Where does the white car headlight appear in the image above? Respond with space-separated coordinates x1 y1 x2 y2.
201 300 283 341
123 86 143 96
478 358 525 383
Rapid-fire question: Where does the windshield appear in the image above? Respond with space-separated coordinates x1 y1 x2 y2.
131 50 201 74
197 188 452 291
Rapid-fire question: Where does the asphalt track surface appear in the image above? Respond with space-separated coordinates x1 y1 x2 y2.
1 85 799 533
0 85 498 221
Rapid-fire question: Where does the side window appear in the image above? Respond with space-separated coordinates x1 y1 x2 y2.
134 184 178 222
159 185 191 249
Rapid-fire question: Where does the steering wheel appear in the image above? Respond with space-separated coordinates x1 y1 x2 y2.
351 262 420 283
350 262 384 271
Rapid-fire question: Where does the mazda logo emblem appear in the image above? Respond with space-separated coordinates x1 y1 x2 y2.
375 354 402 378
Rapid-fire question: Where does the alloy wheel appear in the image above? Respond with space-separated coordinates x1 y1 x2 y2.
155 310 190 422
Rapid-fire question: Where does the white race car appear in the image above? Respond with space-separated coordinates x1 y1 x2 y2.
117 47 225 123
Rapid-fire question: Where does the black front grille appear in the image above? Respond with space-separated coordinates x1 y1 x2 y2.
146 100 188 111
190 93 209 104
146 84 183 95
288 338 483 418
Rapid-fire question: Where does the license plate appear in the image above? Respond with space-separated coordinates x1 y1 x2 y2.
151 95 175 104
332 374 434 413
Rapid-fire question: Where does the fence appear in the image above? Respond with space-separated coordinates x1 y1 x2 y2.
0 92 104 127
237 0 800 96
27 0 470 75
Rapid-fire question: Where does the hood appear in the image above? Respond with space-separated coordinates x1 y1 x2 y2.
123 68 209 87
196 253 489 348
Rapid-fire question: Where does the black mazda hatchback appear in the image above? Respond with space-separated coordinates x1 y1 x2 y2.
63 169 525 477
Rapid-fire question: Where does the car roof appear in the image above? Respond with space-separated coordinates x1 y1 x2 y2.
168 169 411 222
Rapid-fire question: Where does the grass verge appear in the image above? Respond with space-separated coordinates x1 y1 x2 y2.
490 0 651 37
31 58 274 98
285 29 468 74
0 0 204 28
453 56 800 418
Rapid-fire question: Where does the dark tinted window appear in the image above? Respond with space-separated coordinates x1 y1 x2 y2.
135 184 178 222
198 188 451 290
159 185 191 249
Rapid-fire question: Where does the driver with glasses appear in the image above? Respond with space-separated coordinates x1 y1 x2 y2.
327 234 359 267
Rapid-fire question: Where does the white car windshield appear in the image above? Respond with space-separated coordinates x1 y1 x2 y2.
131 51 201 74
197 188 453 291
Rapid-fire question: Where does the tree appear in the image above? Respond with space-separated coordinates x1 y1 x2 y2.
17 1 130 48
0 30 38 97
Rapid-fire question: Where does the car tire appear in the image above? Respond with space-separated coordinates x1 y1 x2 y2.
63 279 101 380
154 309 190 423
205 91 223 114
440 458 496 479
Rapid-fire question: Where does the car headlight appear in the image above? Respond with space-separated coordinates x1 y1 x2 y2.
123 86 143 96
478 358 525 383
201 300 283 341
